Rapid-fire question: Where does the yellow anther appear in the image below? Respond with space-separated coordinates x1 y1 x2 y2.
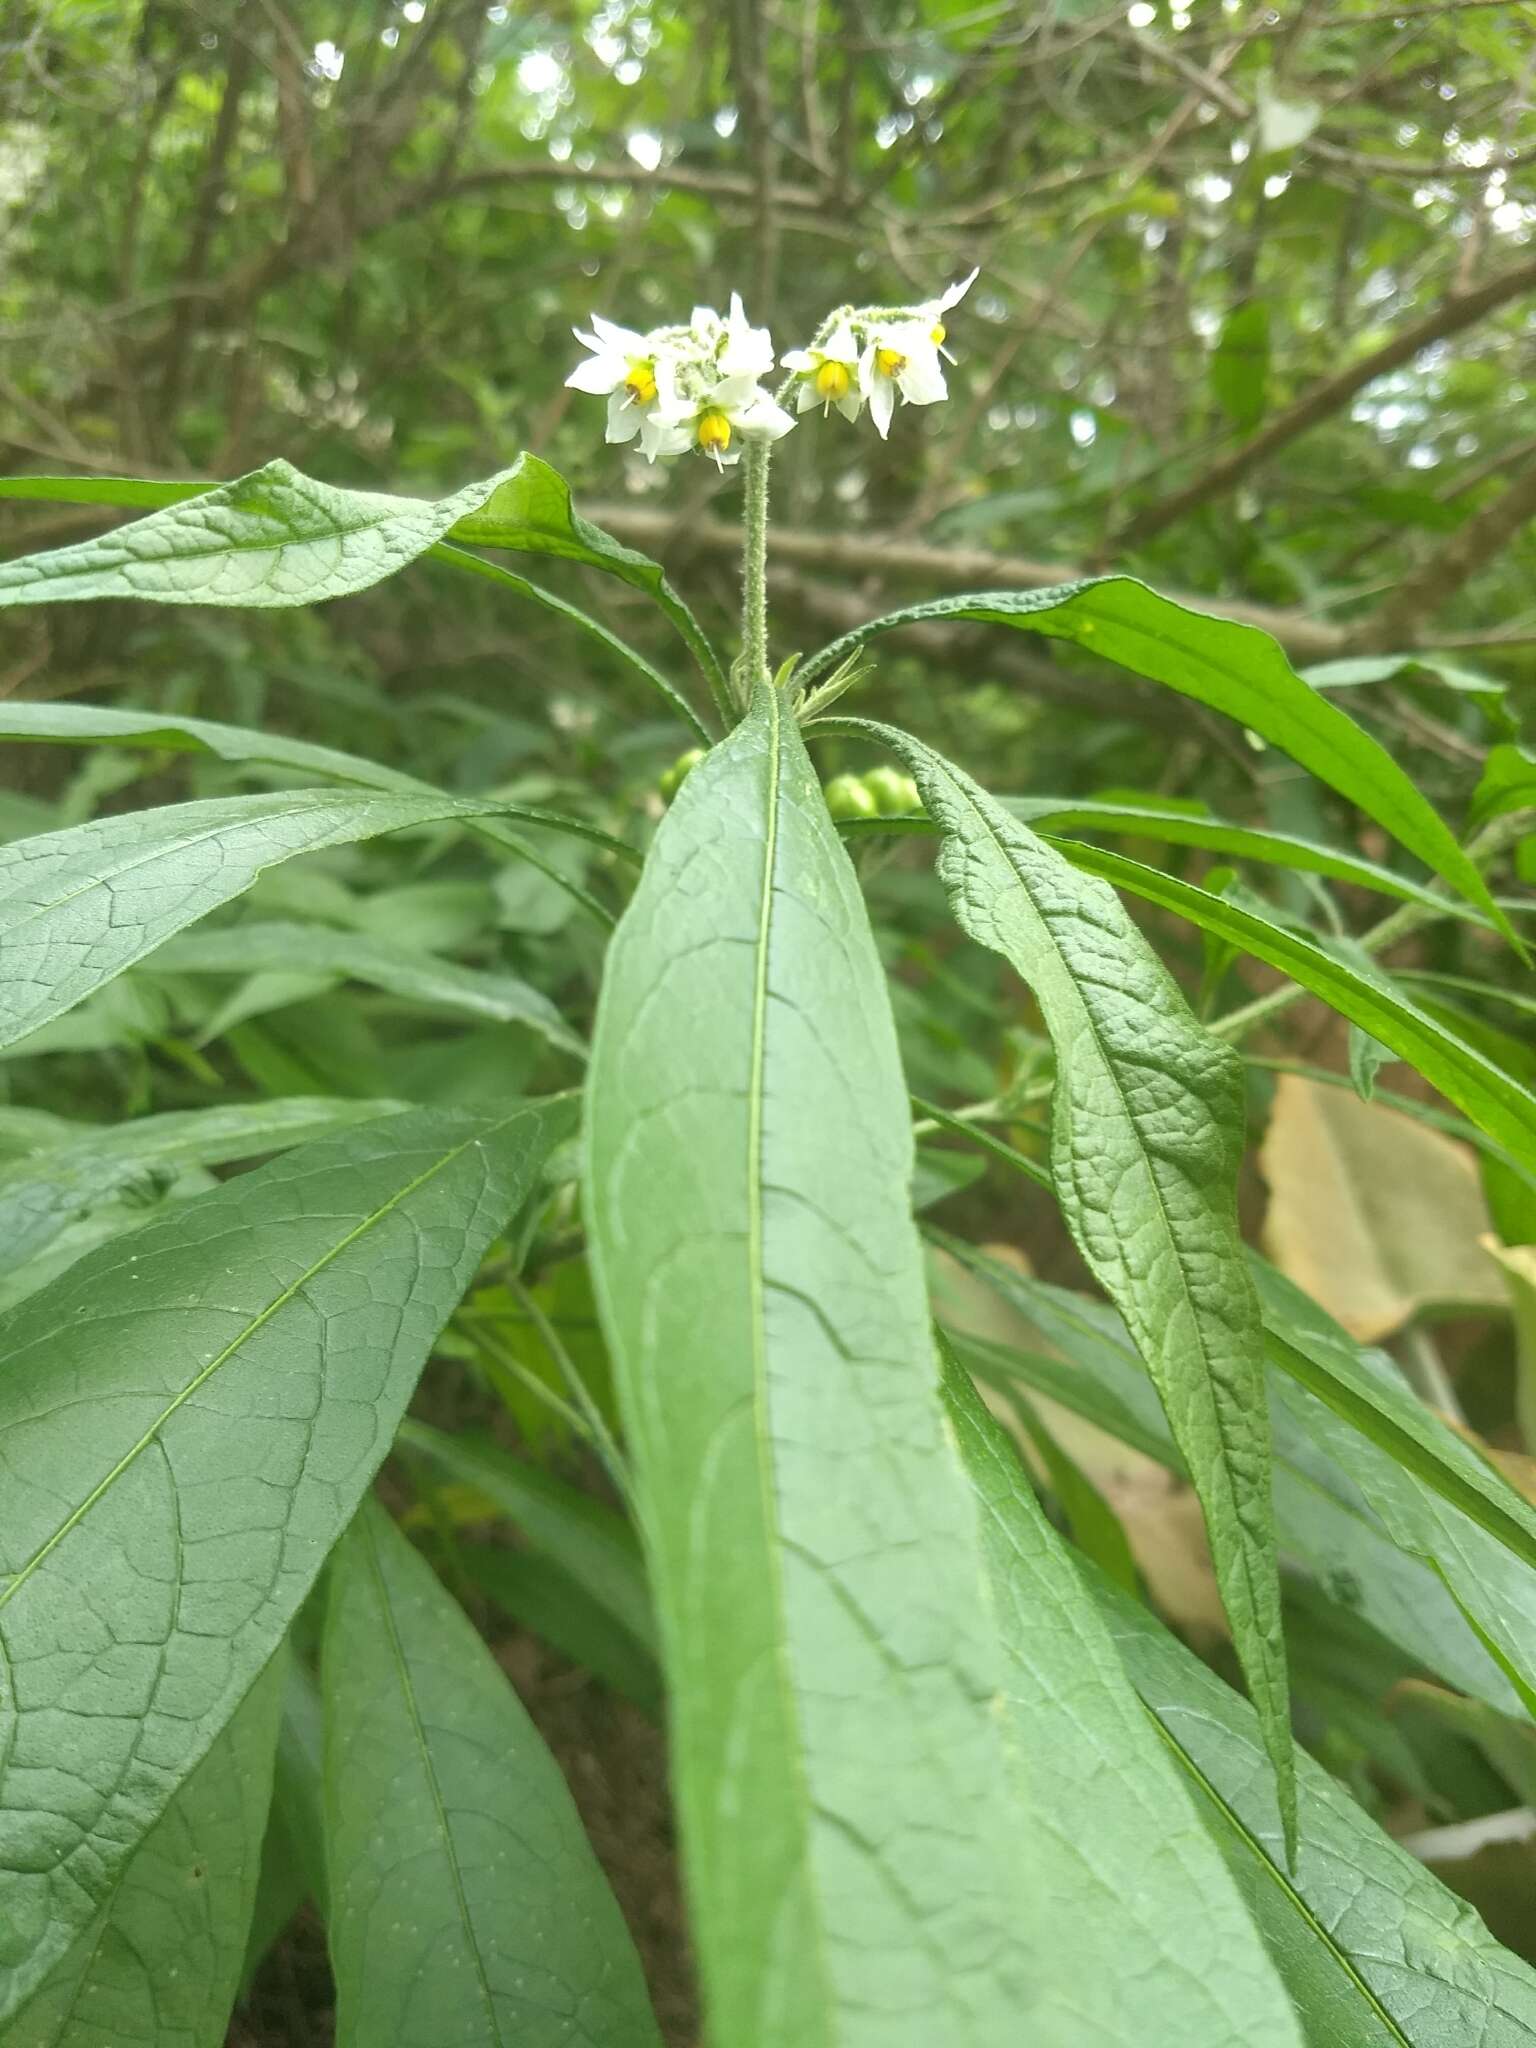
697 408 732 455
875 346 906 379
624 360 658 405
930 320 947 345
813 359 852 402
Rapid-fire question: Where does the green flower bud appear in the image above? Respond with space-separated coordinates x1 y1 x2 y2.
863 765 922 816
659 746 706 802
822 772 877 821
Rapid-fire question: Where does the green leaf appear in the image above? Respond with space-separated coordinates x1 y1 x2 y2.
0 460 523 610
1212 300 1271 429
0 1097 407 1268
0 459 725 718
6 1656 283 2048
0 787 581 1050
943 1238 1525 1717
0 699 631 929
155 921 583 1058
462 1549 663 1715
799 581 1506 933
1089 1564 1536 2046
322 1501 661 2048
1253 1263 1536 1715
1009 795 1475 918
940 1352 1303 2046
586 680 1034 2045
240 1659 327 1994
440 453 726 711
1062 842 1536 1162
861 720 1295 1850
1253 1256 1536 1584
397 1420 656 1649
0 1098 572 2018
1471 742 1536 829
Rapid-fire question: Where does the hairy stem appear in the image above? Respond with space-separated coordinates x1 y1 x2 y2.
740 437 772 705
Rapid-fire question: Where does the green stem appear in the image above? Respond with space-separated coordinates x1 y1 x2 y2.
740 437 772 706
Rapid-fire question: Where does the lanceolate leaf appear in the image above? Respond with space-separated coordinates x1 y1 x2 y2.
1254 1257 1536 1581
0 461 521 610
0 1099 573 2019
943 1239 1524 1718
799 581 1505 931
0 1095 407 1269
1009 796 1476 918
0 700 632 929
941 1354 1303 2047
862 720 1295 1849
586 680 1032 2046
0 458 725 715
1089 1565 1536 2046
322 1502 660 2048
155 921 584 1057
1064 841 1536 1162
0 788 589 1050
6 1657 284 2048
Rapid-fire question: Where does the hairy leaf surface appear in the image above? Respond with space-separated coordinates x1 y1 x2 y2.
0 789 557 1049
0 1100 571 2016
866 722 1294 1843
0 460 724 709
0 461 519 610
586 680 1031 2047
322 1502 659 2048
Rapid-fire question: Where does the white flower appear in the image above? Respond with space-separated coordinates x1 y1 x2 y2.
781 317 864 422
920 267 979 362
655 372 795 470
720 292 776 380
567 296 793 465
565 313 677 455
860 318 948 438
858 270 977 437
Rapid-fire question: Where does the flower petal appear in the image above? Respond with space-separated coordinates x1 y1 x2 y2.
937 266 979 312
567 356 622 394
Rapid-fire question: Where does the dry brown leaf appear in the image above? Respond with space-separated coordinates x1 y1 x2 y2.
1260 1073 1503 1342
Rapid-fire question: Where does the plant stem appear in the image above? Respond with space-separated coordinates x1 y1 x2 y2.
740 437 772 705
1210 810 1531 1046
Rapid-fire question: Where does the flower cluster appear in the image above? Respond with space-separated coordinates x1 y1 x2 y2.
565 295 794 469
566 271 979 463
781 270 977 438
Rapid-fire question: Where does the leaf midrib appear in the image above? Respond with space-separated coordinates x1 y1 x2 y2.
360 1510 507 2048
743 686 839 2043
0 1113 514 1618
1140 1710 1410 2045
955 773 1281 1728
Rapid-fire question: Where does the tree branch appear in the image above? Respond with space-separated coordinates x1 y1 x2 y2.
579 500 1353 660
1354 455 1536 650
1112 254 1536 551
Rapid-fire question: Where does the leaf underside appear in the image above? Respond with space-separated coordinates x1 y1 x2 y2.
0 1100 572 2017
